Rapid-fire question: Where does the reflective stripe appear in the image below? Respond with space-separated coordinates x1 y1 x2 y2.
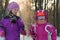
38 16 45 20
45 25 52 40
45 25 52 33
32 24 36 33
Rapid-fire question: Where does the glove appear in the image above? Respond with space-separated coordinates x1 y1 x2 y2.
0 31 5 37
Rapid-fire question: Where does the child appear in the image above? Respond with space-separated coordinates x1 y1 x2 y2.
30 10 57 40
1 2 26 40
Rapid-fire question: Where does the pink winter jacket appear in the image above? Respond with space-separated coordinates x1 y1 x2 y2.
30 23 57 40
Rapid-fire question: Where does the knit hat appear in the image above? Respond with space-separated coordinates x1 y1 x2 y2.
7 2 19 11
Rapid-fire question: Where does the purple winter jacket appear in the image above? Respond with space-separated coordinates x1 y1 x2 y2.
0 16 26 40
30 23 57 40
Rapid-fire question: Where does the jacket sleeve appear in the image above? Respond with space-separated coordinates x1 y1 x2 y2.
47 25 57 40
17 18 26 35
30 25 36 39
0 28 5 37
0 18 5 37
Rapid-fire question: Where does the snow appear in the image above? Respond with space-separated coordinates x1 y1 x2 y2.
0 35 60 40
20 35 60 40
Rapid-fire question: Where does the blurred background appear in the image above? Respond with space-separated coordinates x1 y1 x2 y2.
0 0 60 40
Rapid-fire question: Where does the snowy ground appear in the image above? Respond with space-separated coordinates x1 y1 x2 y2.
57 36 60 40
20 35 60 40
0 35 60 40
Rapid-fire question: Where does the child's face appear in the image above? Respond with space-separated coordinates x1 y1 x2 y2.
11 8 19 15
38 19 46 24
37 16 46 24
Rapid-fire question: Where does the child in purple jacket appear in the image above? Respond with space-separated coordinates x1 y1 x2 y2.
0 2 26 40
30 10 57 40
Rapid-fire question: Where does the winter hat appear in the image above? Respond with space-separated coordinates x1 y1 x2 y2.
7 2 19 11
36 10 48 20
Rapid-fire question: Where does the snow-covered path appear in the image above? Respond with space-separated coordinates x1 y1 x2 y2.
20 35 60 40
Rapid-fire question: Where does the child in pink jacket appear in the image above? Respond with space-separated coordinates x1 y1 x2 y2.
30 10 57 40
